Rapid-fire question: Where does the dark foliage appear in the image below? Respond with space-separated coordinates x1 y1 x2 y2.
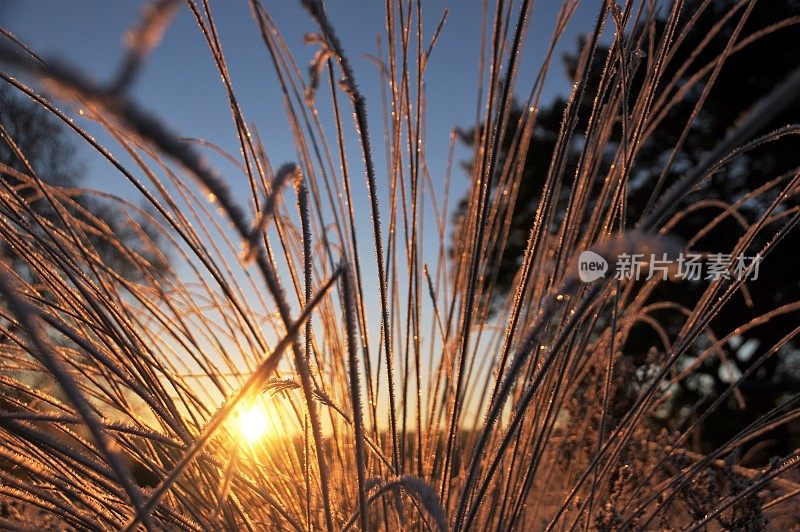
455 0 800 461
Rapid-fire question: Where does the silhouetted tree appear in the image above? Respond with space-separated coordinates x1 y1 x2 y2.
455 0 800 462
0 84 168 285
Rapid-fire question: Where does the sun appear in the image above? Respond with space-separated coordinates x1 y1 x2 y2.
237 402 270 444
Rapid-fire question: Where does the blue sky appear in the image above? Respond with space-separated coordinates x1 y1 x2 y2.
3 0 601 205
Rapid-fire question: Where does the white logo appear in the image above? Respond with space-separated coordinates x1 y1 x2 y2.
578 250 608 282
576 250 762 283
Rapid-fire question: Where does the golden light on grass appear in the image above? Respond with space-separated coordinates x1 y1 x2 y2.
2 0 799 529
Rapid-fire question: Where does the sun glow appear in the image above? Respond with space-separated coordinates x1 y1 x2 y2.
237 402 270 444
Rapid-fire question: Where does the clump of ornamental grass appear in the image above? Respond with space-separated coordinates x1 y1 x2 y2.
0 0 799 530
